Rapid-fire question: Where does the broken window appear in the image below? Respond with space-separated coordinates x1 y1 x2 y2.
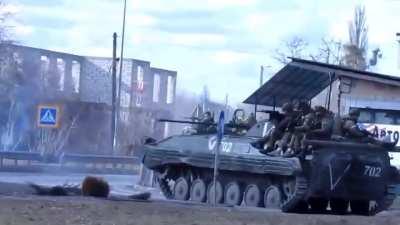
136 95 143 107
166 76 175 104
153 73 160 103
120 60 132 107
137 66 144 92
121 92 131 107
40 56 50 87
71 61 80 93
121 110 129 123
57 58 65 91
121 60 132 90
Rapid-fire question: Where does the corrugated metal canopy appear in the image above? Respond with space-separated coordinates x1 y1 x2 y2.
244 59 332 107
244 57 400 107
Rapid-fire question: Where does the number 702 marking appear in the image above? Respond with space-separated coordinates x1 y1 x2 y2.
364 165 382 177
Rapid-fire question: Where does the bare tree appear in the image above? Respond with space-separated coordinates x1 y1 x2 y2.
273 36 309 64
0 1 14 43
273 35 345 66
311 38 344 65
343 5 368 70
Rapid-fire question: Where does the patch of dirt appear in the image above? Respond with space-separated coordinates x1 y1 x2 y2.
0 195 399 225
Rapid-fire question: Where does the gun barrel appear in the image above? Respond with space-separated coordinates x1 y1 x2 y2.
157 119 250 129
158 119 214 126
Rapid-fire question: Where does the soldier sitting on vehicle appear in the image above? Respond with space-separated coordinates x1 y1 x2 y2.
339 108 395 148
197 111 216 134
254 102 296 155
284 101 315 156
307 105 334 140
227 109 250 135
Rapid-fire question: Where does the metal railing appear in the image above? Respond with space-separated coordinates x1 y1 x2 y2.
0 151 140 170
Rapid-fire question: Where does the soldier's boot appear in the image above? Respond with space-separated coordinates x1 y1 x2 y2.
251 139 265 149
283 148 295 157
269 148 283 156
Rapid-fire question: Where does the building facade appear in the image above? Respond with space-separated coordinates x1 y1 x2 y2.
0 44 177 155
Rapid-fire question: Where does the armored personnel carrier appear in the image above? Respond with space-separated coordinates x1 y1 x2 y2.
141 115 400 215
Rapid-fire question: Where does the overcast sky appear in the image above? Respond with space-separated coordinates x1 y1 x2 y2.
4 0 400 104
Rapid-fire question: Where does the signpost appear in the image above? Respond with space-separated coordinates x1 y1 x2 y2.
37 105 60 128
212 111 224 205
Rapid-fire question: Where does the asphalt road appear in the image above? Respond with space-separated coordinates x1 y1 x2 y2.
0 172 400 225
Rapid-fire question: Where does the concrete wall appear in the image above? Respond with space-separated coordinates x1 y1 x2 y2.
1 44 177 154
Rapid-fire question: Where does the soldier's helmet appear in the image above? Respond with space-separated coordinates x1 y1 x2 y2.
294 99 310 112
314 105 327 116
349 108 361 117
281 102 294 114
204 111 212 118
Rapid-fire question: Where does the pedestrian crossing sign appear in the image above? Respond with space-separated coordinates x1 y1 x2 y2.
37 105 60 128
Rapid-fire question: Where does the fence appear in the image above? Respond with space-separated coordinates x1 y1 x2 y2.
0 151 140 171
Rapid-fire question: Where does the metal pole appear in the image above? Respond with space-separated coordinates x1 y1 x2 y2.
116 0 127 153
213 111 224 206
327 72 333 111
259 65 264 86
111 33 117 152
337 77 342 116
213 140 220 205
397 33 400 69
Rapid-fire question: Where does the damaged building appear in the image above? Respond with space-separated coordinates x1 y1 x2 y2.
0 44 177 156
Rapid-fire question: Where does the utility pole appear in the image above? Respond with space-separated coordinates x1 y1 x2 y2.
111 32 117 152
397 33 400 69
116 0 127 153
259 66 264 87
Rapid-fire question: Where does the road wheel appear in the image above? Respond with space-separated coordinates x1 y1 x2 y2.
309 198 328 213
330 198 348 215
350 200 370 215
224 181 243 206
173 177 190 201
190 179 207 202
207 181 223 204
282 178 296 200
264 185 282 209
244 184 262 207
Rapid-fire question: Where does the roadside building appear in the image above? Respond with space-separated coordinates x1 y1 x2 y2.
244 57 400 166
0 44 177 156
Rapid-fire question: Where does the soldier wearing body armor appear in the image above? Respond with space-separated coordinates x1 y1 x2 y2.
340 109 395 147
197 111 215 134
307 105 334 140
262 102 296 155
340 109 373 141
285 101 315 156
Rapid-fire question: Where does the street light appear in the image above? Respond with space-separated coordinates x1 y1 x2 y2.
397 33 400 69
115 0 127 153
259 65 271 87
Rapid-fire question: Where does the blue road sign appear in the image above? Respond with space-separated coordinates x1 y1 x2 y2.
37 105 60 128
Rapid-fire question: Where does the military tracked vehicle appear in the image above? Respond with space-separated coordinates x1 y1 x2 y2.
141 116 400 215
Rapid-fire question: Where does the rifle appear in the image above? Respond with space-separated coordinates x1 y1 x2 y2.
257 110 285 122
157 119 251 129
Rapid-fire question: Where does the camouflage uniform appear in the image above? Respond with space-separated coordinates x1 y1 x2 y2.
286 101 314 155
308 106 334 140
341 109 369 140
339 109 391 147
197 112 215 134
264 103 296 155
339 109 395 148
